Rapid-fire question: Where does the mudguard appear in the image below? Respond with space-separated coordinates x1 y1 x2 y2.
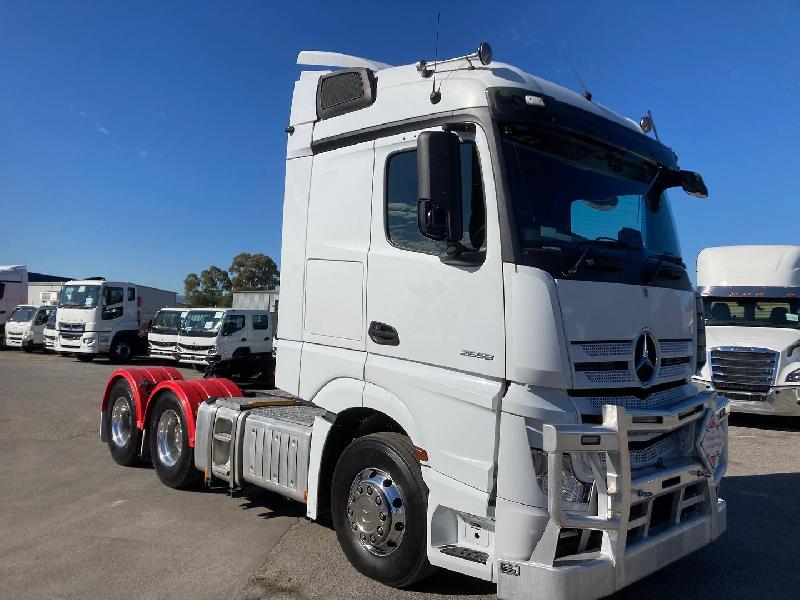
101 367 185 430
143 378 243 447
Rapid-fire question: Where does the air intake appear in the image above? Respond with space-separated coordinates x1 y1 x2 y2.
316 68 376 120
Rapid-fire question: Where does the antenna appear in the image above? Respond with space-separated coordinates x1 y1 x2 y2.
562 47 592 101
430 13 442 104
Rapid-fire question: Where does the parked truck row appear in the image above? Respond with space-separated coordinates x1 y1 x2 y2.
94 45 731 600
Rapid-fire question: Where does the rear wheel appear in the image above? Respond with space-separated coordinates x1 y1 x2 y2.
110 336 134 364
103 379 141 466
331 432 433 588
148 393 200 489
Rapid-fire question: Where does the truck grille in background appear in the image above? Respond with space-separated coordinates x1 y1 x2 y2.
177 343 213 352
710 347 777 401
59 323 85 333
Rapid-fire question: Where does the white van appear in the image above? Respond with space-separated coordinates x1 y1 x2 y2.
176 308 273 368
147 308 183 360
4 305 56 351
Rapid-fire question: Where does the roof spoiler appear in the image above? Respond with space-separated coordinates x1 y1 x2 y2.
297 51 392 71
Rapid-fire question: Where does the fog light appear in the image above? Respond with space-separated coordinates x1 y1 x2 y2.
532 451 593 504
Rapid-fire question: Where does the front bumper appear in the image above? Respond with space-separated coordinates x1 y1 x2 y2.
4 335 27 348
178 353 220 365
694 377 800 416
148 345 178 360
498 397 728 600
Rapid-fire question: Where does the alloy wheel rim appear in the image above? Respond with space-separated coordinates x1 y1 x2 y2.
156 409 183 467
346 467 406 556
110 397 132 447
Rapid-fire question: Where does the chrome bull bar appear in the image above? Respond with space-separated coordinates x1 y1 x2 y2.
540 390 727 551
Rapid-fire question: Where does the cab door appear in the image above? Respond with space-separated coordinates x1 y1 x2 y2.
365 124 506 492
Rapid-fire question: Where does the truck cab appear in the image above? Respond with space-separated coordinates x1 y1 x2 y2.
57 278 141 362
99 46 727 600
147 307 183 361
695 245 800 416
3 304 55 351
176 308 273 367
0 265 28 346
42 308 59 352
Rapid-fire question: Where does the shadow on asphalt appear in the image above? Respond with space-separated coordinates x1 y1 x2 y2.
612 472 800 599
729 413 800 432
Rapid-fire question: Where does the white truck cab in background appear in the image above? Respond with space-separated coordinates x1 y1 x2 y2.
43 308 59 352
57 278 175 362
695 245 800 416
0 265 28 347
176 308 273 367
147 307 184 361
3 304 56 351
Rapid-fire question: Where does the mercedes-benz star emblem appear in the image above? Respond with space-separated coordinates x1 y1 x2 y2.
633 331 658 384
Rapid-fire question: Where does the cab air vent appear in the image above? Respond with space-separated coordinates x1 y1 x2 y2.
316 68 376 120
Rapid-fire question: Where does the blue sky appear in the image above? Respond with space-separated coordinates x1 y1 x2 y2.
1 1 797 292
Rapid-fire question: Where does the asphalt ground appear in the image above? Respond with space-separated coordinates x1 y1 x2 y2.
1 350 798 600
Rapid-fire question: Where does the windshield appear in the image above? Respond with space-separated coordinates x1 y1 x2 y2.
151 310 182 334
180 311 222 337
704 297 800 330
500 123 683 282
59 285 101 308
9 307 36 322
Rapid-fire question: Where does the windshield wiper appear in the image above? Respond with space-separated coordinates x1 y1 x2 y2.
562 236 631 277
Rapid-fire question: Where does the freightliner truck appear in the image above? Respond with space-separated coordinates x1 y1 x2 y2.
694 245 800 416
98 44 728 599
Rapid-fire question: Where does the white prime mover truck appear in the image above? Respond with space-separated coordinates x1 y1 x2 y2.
694 245 800 416
0 265 28 347
98 45 727 600
57 278 176 362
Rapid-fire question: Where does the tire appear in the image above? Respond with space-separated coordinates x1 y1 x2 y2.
331 432 434 588
103 379 141 466
22 344 34 353
76 354 95 362
148 392 200 489
109 336 134 364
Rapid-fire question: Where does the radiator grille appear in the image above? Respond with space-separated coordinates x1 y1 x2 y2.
710 347 777 399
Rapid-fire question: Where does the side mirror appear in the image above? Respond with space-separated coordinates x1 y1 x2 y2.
417 130 463 242
680 171 708 198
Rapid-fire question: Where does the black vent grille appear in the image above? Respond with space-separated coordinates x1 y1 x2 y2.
320 71 364 109
316 68 375 120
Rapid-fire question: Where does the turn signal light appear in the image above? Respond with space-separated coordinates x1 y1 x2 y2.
414 446 429 462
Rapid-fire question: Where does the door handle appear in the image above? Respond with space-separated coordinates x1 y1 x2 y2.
369 321 399 346
241 337 247 341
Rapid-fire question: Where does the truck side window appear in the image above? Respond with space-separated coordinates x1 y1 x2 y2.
104 287 124 305
386 141 486 254
252 314 270 330
224 315 245 333
0 282 4 299
128 287 135 301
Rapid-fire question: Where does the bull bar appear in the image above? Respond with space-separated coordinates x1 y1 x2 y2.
497 391 728 600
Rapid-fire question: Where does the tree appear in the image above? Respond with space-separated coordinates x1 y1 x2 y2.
229 252 280 291
184 266 232 307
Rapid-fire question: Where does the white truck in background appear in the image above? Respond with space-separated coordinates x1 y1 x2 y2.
694 245 800 416
57 278 176 362
177 308 274 377
43 308 58 352
0 265 28 347
99 45 728 600
3 304 56 351
147 307 184 361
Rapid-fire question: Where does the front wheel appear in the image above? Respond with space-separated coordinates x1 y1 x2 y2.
109 337 134 364
103 379 141 466
148 393 200 489
331 432 434 588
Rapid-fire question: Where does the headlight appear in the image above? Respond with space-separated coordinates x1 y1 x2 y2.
786 368 800 383
532 451 593 504
83 336 96 345
208 345 217 354
22 330 33 339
